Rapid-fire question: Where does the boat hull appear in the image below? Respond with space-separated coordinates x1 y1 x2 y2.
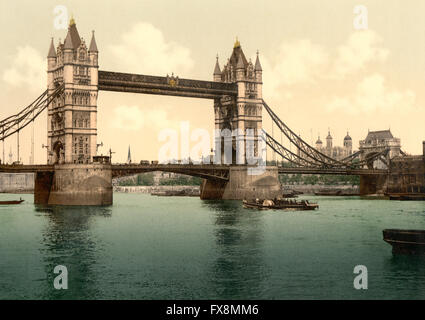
242 200 318 211
383 229 425 254
0 200 24 205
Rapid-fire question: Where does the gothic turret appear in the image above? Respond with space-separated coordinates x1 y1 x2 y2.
213 55 221 81
89 31 98 52
47 38 57 58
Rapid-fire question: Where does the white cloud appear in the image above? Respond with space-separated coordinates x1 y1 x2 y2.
262 30 390 98
261 39 328 98
108 22 194 76
2 46 46 92
326 73 416 114
333 30 389 76
111 105 172 131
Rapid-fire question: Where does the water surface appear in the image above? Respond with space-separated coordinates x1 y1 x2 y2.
1 193 425 299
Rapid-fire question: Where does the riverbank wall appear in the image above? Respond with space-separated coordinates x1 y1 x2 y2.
0 173 34 193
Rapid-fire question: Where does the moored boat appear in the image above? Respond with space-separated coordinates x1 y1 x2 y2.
385 193 425 201
0 198 24 205
383 229 425 254
243 198 319 210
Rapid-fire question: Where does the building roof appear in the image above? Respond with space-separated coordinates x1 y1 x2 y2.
229 39 248 69
64 19 81 50
236 52 245 69
326 130 332 139
213 55 221 75
254 51 262 71
89 31 98 52
316 136 322 144
344 132 352 141
47 38 57 58
365 129 393 141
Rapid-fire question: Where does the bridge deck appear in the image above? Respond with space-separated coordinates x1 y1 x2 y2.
98 71 238 99
0 164 387 176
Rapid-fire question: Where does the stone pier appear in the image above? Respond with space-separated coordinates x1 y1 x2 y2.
200 166 281 200
34 164 112 206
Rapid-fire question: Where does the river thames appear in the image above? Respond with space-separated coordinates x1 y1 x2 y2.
1 193 425 299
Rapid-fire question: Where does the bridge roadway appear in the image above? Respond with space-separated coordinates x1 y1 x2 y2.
0 164 387 178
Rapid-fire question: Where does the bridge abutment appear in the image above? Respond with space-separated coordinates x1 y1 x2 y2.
34 164 112 206
200 166 281 200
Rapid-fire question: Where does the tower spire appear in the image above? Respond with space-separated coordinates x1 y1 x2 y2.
213 54 221 75
254 50 262 71
89 30 98 52
47 38 56 58
234 36 240 48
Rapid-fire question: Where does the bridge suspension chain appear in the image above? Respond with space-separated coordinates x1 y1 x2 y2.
0 85 64 141
262 99 349 168
262 99 394 169
265 132 323 168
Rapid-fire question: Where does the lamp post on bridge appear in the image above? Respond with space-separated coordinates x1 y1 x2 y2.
109 148 115 164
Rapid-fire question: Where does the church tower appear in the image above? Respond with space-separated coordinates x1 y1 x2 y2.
46 18 99 164
212 39 263 164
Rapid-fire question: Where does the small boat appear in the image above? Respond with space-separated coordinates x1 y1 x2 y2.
314 190 342 196
385 193 425 201
243 198 319 210
383 229 425 254
281 191 298 198
0 198 24 205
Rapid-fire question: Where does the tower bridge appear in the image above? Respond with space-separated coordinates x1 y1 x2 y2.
0 18 422 205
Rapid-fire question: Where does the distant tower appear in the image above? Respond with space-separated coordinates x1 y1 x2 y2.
212 39 263 164
46 18 99 164
315 135 323 150
326 129 333 151
127 145 132 164
343 131 352 155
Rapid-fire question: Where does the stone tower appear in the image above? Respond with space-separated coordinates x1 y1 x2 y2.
47 18 99 164
315 135 323 150
212 39 263 164
326 130 333 151
343 131 352 155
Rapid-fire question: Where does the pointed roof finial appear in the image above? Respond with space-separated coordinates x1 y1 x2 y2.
254 49 262 71
69 14 75 27
89 30 98 52
214 54 221 75
234 36 240 48
48 37 57 58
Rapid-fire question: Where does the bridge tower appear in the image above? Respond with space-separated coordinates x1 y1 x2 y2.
213 39 263 164
47 18 98 165
36 18 111 206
